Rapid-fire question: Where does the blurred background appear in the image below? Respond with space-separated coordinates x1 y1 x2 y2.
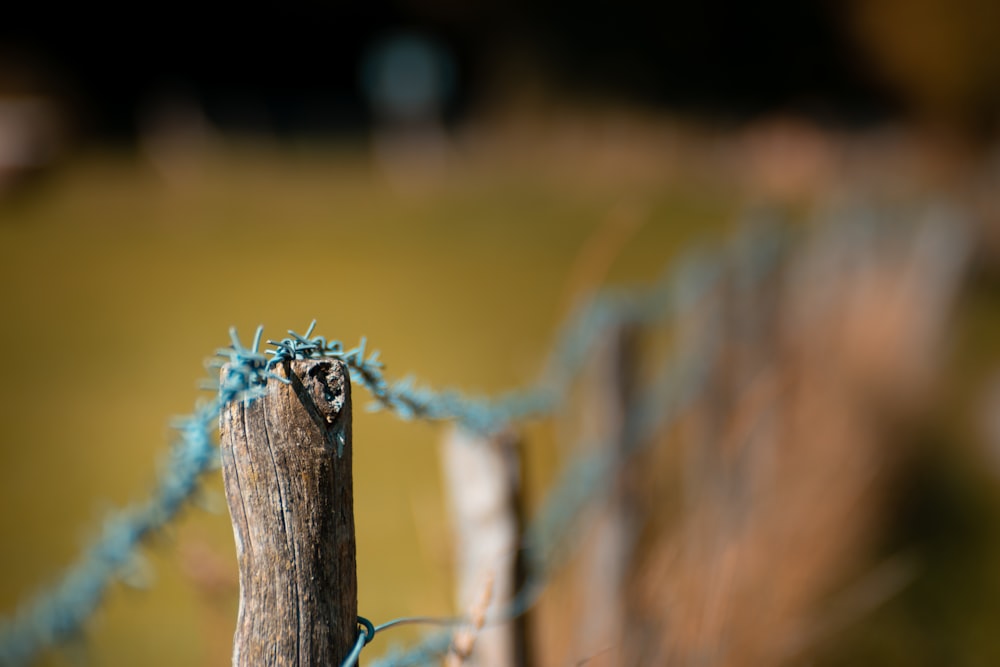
2 1 1000 665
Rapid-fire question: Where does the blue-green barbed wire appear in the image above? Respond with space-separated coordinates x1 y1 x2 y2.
0 221 792 667
342 232 788 667
356 253 746 667
352 209 970 667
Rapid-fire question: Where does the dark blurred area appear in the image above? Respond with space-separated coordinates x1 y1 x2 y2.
0 1 915 143
6 0 1000 193
4 0 1000 193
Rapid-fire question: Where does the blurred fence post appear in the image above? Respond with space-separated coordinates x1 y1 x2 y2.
442 425 527 667
219 358 358 666
573 324 639 664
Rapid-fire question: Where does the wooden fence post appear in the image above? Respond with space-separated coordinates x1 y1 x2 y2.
219 358 358 666
442 425 528 667
572 324 638 665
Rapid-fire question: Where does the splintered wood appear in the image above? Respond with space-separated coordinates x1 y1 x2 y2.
446 574 496 667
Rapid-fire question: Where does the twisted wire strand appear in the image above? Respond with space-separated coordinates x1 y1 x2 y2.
0 222 790 667
352 230 790 667
354 210 968 667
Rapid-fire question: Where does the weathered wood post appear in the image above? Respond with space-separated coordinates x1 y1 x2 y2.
219 358 358 666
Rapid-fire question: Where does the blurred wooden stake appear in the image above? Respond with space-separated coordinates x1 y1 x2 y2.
219 359 358 666
442 426 526 667
573 324 639 665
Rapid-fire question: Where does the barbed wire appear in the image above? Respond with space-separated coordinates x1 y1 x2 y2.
345 209 963 666
0 220 794 667
356 206 970 667
349 342 722 667
347 227 793 667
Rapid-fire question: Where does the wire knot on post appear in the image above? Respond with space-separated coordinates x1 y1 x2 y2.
359 616 375 645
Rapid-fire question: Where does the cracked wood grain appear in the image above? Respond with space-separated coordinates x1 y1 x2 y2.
220 358 357 666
